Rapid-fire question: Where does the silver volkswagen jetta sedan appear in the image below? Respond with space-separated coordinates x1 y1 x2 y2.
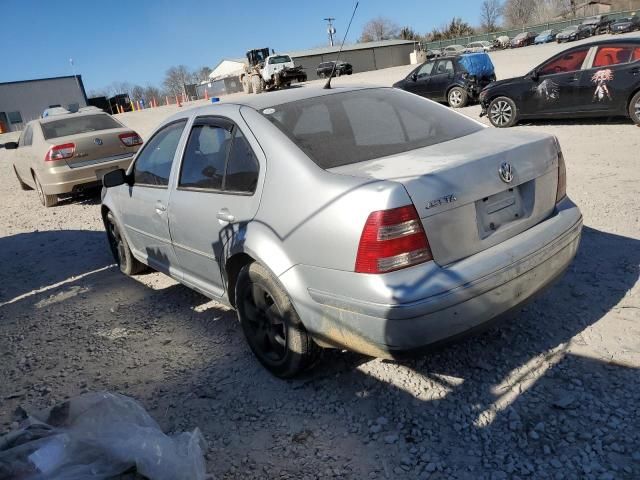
101 86 582 377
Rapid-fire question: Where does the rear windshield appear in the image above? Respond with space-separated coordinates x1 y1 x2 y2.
261 88 483 169
41 114 121 140
269 55 291 64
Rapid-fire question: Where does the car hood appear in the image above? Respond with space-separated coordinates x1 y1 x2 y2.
482 76 523 92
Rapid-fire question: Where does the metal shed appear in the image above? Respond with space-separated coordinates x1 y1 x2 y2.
0 75 87 133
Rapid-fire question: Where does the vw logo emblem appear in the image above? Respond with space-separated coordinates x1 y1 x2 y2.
94 138 103 145
498 162 513 183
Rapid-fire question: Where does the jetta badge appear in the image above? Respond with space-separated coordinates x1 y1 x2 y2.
94 138 103 145
498 162 513 183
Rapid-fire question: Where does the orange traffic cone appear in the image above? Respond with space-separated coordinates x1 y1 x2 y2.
177 95 182 107
204 89 209 101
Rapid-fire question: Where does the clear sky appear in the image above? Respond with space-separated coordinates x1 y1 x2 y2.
2 0 482 92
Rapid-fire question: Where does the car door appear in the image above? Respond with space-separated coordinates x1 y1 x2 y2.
402 61 435 96
168 115 262 298
427 59 455 100
521 47 590 116
577 44 639 114
117 119 187 275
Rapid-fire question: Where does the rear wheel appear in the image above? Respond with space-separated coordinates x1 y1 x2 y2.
629 91 640 126
236 262 319 378
105 211 147 275
488 96 518 128
448 87 468 108
34 174 58 207
14 167 32 191
251 75 263 94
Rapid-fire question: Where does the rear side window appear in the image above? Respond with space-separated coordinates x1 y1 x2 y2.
262 88 483 169
539 48 589 75
41 114 121 140
225 129 259 193
435 60 454 75
179 124 232 190
133 120 187 187
593 46 634 67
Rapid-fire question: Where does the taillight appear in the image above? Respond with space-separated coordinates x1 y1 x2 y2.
44 143 75 162
355 205 433 274
119 132 143 147
556 148 567 203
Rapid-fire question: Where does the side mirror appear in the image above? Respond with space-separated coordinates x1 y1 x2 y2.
410 73 418 81
103 169 128 188
530 70 539 82
4 141 18 150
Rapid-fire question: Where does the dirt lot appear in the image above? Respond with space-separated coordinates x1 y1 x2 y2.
1 34 639 479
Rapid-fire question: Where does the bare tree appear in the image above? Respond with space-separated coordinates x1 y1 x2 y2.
427 17 475 41
480 0 503 32
163 65 193 96
503 0 536 28
359 17 399 42
143 85 162 103
398 26 420 41
130 85 145 102
194 66 213 83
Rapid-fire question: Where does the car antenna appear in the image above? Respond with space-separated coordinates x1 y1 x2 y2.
324 1 359 89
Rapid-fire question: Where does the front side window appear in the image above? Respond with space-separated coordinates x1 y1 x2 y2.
262 88 482 169
133 120 187 186
417 61 434 77
539 48 589 75
593 45 634 67
179 123 232 190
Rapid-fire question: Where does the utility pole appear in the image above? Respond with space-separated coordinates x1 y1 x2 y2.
324 17 336 46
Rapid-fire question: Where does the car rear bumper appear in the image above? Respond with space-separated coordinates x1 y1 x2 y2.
280 197 582 357
38 154 134 195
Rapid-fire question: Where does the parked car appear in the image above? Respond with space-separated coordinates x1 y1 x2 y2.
425 49 442 59
581 15 614 35
511 32 537 48
493 35 510 49
535 29 559 44
393 53 496 108
101 85 582 377
4 111 143 207
479 39 640 128
465 41 493 53
556 24 592 42
316 60 353 78
442 44 466 55
610 16 640 34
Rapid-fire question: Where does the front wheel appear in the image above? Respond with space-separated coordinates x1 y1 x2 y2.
488 96 518 128
629 91 640 126
448 87 468 108
251 75 263 94
236 262 319 378
105 211 147 275
242 77 252 94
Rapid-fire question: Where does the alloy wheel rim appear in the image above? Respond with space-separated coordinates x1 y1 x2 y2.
450 90 462 106
243 283 287 364
635 98 640 118
490 101 512 126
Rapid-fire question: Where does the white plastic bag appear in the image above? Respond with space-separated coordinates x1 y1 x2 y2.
0 392 206 480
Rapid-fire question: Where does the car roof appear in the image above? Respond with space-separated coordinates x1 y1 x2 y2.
566 37 640 48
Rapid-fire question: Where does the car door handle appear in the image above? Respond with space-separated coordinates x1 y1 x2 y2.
568 75 580 83
216 210 235 223
155 202 166 215
629 68 640 76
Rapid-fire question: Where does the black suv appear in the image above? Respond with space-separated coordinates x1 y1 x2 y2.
479 39 640 127
581 15 615 35
316 61 353 78
393 55 496 108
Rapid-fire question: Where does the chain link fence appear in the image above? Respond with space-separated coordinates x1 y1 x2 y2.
421 10 638 50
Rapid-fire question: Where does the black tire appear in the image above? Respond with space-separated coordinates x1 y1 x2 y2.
251 75 263 94
34 174 58 207
629 91 640 126
447 86 469 108
14 167 32 191
487 96 518 128
236 262 319 378
105 211 147 275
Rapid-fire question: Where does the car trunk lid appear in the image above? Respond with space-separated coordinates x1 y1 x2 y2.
45 127 138 169
328 128 559 265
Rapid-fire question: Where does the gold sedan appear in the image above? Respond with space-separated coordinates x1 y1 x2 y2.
5 110 142 207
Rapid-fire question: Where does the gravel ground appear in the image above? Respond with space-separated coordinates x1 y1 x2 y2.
1 34 639 479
